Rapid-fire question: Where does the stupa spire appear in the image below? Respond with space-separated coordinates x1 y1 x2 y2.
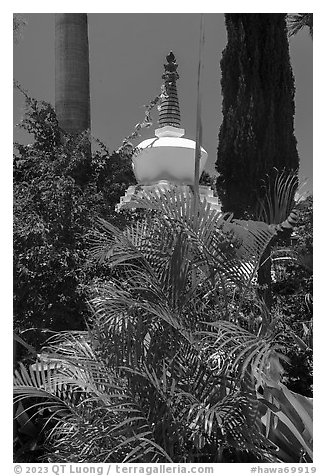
158 52 181 128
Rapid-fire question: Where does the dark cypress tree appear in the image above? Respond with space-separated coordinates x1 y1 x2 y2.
216 14 299 218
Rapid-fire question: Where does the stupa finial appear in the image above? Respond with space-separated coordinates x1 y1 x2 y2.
158 51 181 127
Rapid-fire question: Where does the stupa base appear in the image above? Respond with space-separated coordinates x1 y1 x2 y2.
116 182 221 212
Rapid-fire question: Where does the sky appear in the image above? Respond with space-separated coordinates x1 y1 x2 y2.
13 13 313 191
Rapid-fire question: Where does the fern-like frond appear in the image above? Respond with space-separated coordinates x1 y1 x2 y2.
287 14 313 38
199 320 285 380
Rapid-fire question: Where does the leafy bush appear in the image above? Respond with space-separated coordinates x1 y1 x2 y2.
13 87 136 347
272 196 313 396
14 188 312 463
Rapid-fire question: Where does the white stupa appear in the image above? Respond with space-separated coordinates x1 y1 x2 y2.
117 52 220 211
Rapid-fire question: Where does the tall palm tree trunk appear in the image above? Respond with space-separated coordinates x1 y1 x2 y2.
55 13 91 136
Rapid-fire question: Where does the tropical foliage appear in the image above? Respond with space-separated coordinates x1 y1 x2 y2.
253 171 312 397
272 195 313 397
13 12 312 463
287 14 313 38
14 188 312 462
13 86 136 347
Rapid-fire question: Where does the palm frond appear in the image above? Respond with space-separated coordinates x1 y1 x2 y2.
121 186 224 234
14 345 176 462
257 169 298 225
199 320 285 380
89 218 148 270
91 187 276 325
287 14 313 38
